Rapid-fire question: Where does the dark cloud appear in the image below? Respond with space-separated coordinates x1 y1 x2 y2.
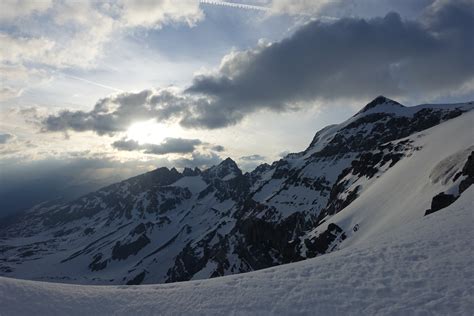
240 154 266 161
111 139 141 151
144 138 202 155
111 137 203 155
40 0 474 132
0 133 14 144
42 89 193 136
184 0 474 127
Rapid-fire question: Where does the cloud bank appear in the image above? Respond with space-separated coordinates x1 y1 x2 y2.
41 0 474 134
112 137 203 155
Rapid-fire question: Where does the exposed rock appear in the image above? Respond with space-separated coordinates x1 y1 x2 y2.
459 151 474 193
305 223 346 257
126 271 146 285
112 234 151 261
425 193 458 216
89 253 107 271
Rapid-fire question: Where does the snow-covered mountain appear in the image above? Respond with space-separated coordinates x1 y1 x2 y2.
1 188 472 315
1 96 473 286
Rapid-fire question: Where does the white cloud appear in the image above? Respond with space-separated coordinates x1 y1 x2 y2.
0 63 51 101
0 86 23 101
120 0 204 28
0 2 117 69
0 0 207 102
0 0 52 21
0 33 55 65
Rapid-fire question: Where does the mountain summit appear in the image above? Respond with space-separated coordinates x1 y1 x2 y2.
356 95 405 115
203 157 242 181
0 98 472 285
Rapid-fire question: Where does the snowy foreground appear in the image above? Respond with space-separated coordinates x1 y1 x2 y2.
1 188 472 315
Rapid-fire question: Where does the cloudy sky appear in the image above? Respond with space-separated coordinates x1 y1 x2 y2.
0 0 473 216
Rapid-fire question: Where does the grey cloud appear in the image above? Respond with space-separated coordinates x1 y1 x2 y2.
173 152 222 169
43 90 155 135
42 89 192 135
240 154 266 161
144 138 202 155
111 139 141 151
112 137 203 155
41 0 474 132
211 145 225 152
0 133 14 144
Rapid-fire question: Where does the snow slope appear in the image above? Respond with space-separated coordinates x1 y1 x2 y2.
0 187 472 315
311 108 474 248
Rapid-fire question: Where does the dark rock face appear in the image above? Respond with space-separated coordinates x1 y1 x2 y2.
313 107 463 159
112 234 151 261
459 151 474 194
324 184 360 217
199 174 251 203
89 253 107 271
425 151 473 216
305 223 346 257
182 167 201 177
126 271 146 285
83 227 94 235
236 212 309 266
321 139 416 219
166 231 230 283
425 193 458 216
203 158 242 181
271 160 291 179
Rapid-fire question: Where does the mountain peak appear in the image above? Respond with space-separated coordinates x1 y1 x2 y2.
182 167 201 177
217 157 241 175
220 157 237 167
204 157 242 181
357 96 404 114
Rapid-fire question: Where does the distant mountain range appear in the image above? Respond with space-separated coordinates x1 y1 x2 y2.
1 96 473 285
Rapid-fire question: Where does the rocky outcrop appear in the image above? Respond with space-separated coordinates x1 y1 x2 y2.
425 151 474 216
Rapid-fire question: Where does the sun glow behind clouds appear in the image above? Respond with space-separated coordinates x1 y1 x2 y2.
126 120 180 144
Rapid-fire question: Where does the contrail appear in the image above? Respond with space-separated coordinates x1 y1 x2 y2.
65 74 124 93
199 0 269 12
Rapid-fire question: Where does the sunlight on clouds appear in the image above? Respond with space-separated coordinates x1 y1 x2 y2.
126 120 181 144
